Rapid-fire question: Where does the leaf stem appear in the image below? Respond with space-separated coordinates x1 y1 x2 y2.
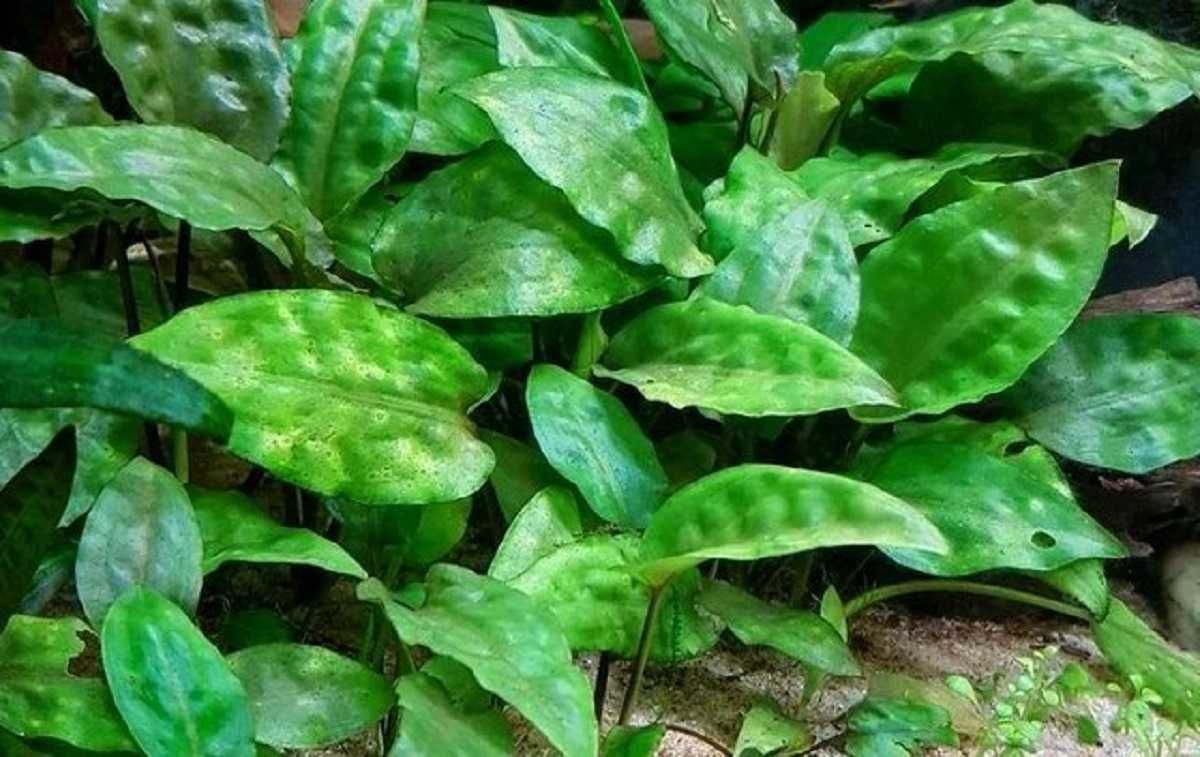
594 651 612 723
618 583 667 725
843 579 1090 621
171 222 192 482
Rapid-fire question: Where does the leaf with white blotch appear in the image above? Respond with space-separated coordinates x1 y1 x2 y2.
489 486 582 582
597 298 897 417
0 50 111 149
455 67 711 278
131 290 494 505
490 7 624 79
358 566 597 757
392 672 514 757
95 0 289 159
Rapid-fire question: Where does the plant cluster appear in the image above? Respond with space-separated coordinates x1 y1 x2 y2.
2 0 1200 755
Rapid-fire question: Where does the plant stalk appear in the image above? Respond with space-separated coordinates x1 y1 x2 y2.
172 222 192 482
115 228 167 465
593 651 612 723
618 583 667 725
843 579 1090 621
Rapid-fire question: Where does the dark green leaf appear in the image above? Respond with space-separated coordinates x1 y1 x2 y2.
602 724 665 757
489 486 582 582
324 181 405 279
0 187 123 244
656 430 718 492
439 318 533 372
733 699 810 757
845 698 958 756
0 50 111 149
768 72 841 170
799 11 892 70
478 430 564 522
392 672 514 757
221 609 294 652
332 498 471 574
490 8 623 79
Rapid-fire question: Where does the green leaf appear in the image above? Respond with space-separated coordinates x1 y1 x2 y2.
1092 597 1200 725
94 0 289 160
1040 559 1110 620
439 317 533 372
131 290 494 504
0 615 135 752
489 486 582 582
1112 200 1157 249
0 50 111 149
324 181 405 279
76 457 203 627
700 580 859 676
799 11 892 71
527 364 667 529
769 72 841 170
638 464 947 586
0 187 123 244
850 163 1118 421
656 430 718 493
861 442 1125 577
490 8 623 79
227 644 394 749
190 486 365 578
372 143 658 317
733 699 811 757
1004 313 1200 474
329 498 470 575
508 534 722 663
411 2 498 155
789 144 1053 247
698 197 858 344
358 566 597 757
392 672 514 757
602 724 666 757
455 67 712 278
52 268 167 340
701 147 812 262
596 298 897 417
102 587 255 757
846 698 958 756
820 586 848 642
221 609 295 652
274 0 424 220
478 430 564 522
642 0 799 112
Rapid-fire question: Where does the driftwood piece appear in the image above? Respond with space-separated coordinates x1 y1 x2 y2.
1082 276 1200 318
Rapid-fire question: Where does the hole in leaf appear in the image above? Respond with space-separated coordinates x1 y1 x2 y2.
1030 530 1057 549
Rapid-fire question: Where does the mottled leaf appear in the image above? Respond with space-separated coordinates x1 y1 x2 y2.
845 697 958 756
392 672 514 757
0 50 111 149
490 8 623 79
701 147 811 261
489 486 582 582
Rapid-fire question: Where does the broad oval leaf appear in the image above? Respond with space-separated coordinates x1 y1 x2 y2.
227 644 394 749
130 290 494 504
508 534 722 663
76 457 203 627
95 0 289 159
0 50 111 149
392 672 514 757
358 566 597 757
700 579 859 676
527 364 667 529
845 697 958 756
637 464 947 586
488 486 582 582
850 162 1119 421
372 143 658 317
596 298 897 417
455 67 712 278
102 587 255 757
191 487 365 578
274 0 424 219
1003 313 1200 474
734 699 812 757
861 442 1126 576
0 615 135 752
412 2 498 155
702 147 811 262
490 7 623 79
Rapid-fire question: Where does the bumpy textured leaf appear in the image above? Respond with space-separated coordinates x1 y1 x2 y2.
638 464 947 585
411 2 498 155
846 698 958 756
392 672 514 757
1004 314 1200 474
509 534 722 663
131 290 494 504
455 67 711 278
602 724 666 757
489 486 582 582
734 699 811 756
1092 598 1200 725
851 163 1118 421
76 457 203 627
0 432 73 625
701 147 812 261
478 430 564 522
597 298 897 416
789 144 1051 246
228 644 394 749
373 144 657 317
274 0 425 220
642 0 799 112
358 566 597 757
95 0 289 159
191 487 364 577
102 587 255 757
700 580 859 676
0 50 111 149
0 615 135 752
862 442 1125 577
490 8 622 79
527 365 667 529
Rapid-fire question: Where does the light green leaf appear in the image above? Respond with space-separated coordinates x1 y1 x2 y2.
274 0 425 220
95 0 289 160
1112 200 1157 249
845 697 958 756
392 672 514 757
0 50 111 149
227 644 394 749
131 290 494 504
602 724 666 757
190 487 364 578
638 464 947 586
700 580 859 676
455 67 711 278
372 143 658 317
527 364 667 529
102 587 255 757
490 8 623 79
769 71 840 170
76 457 203 627
851 163 1118 421
358 566 598 757
734 699 811 757
508 534 722 663
0 615 135 752
820 586 848 642
597 298 897 417
1004 313 1200 474
701 147 812 262
478 430 564 522
1040 559 1110 620
489 486 582 582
